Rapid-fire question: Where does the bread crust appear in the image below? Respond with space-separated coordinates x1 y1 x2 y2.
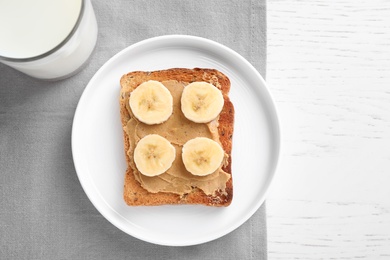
119 68 235 206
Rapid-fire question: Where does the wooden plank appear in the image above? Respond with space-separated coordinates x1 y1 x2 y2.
266 0 390 258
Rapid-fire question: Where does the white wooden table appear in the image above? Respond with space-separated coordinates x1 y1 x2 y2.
266 1 390 258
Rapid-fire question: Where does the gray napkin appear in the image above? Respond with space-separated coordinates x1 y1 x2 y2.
0 0 267 259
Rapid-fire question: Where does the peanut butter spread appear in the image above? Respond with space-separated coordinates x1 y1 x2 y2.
125 80 230 196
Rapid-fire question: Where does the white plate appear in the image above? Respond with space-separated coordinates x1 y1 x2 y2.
72 35 281 246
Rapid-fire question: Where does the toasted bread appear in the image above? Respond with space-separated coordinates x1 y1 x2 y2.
119 68 234 206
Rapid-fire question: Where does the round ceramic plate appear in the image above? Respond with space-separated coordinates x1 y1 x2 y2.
72 35 280 246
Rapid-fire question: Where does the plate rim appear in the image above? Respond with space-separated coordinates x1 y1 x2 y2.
71 34 282 246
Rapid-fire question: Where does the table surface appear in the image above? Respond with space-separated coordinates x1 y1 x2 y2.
266 0 390 259
1 1 389 258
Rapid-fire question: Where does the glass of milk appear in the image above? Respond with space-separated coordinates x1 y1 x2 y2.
0 0 98 80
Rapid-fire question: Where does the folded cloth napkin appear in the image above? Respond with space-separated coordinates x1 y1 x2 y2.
0 0 267 259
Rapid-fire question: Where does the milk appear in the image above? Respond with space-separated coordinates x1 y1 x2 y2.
0 0 98 80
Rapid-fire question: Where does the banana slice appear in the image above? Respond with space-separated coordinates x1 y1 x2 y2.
181 82 224 123
182 137 224 176
129 80 173 125
134 134 176 177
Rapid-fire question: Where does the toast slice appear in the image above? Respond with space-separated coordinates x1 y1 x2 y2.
119 68 234 206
